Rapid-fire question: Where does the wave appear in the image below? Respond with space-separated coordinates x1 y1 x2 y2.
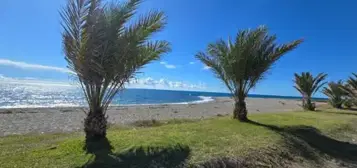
116 96 214 106
0 96 215 109
0 103 83 109
167 96 214 105
191 96 214 103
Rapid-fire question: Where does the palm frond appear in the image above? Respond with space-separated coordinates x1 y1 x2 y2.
196 50 236 99
61 0 104 109
312 73 328 95
139 41 171 65
124 10 166 46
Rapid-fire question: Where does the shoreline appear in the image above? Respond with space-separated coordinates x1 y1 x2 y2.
0 95 215 110
0 95 321 110
0 97 307 136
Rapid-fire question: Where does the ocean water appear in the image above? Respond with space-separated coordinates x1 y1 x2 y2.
0 82 326 108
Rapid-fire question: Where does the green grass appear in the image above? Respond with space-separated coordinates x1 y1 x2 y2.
1 109 357 167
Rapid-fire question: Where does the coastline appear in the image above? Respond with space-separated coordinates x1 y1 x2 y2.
0 95 215 109
0 97 306 136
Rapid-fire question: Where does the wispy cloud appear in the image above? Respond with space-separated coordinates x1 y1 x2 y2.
160 61 176 69
129 77 206 91
0 74 207 91
189 62 195 65
0 74 73 87
203 65 211 70
0 59 72 73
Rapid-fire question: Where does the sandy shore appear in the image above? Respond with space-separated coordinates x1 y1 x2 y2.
0 97 303 136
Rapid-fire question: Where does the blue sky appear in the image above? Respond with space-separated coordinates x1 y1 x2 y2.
1 0 357 97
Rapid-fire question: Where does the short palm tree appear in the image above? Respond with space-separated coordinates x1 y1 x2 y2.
196 26 302 121
322 80 346 109
343 73 357 101
294 72 327 111
343 98 354 109
60 0 170 148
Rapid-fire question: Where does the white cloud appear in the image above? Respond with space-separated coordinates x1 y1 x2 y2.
203 65 211 70
0 59 72 73
128 77 206 91
160 61 176 69
0 74 207 91
0 74 73 87
189 62 195 65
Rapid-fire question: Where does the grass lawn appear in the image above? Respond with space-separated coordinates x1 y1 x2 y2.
1 109 357 167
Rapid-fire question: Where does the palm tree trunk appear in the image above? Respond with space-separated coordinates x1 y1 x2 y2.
302 97 306 109
303 97 315 111
233 99 248 121
83 109 111 154
84 109 107 139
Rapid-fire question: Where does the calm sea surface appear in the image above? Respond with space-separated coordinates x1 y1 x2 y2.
0 82 326 108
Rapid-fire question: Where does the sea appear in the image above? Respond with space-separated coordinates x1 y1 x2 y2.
0 82 326 108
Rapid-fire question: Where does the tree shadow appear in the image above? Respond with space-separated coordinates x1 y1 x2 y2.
84 136 113 156
341 107 357 111
247 120 357 163
80 142 191 168
316 106 357 111
316 110 357 116
193 157 249 168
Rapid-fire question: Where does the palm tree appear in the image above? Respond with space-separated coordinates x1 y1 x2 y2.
322 80 346 109
343 73 357 101
60 0 170 147
196 26 302 121
343 98 354 109
294 72 327 111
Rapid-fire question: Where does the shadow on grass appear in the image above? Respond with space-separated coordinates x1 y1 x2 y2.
193 157 249 168
130 119 200 128
247 120 357 163
80 141 190 168
83 136 113 156
316 110 357 116
342 107 357 111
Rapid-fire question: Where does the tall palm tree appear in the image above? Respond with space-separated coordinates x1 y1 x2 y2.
294 72 327 111
322 80 346 109
196 26 302 121
60 0 170 146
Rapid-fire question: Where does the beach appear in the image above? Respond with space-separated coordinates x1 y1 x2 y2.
0 97 303 136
